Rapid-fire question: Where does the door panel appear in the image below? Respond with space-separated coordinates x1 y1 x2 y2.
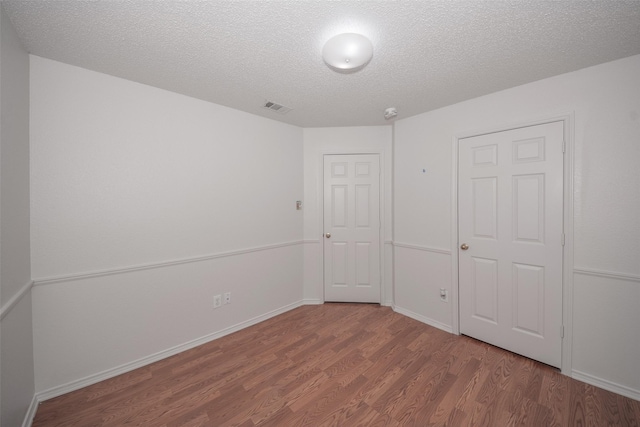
324 154 380 303
513 174 545 243
459 121 564 368
331 242 347 287
512 262 545 336
331 186 347 227
472 177 497 239
355 242 371 286
355 185 371 227
471 257 498 323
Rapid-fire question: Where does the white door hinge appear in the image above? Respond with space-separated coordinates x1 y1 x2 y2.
561 326 565 339
561 233 565 246
562 140 566 153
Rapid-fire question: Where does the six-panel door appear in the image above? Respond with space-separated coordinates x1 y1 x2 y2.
324 154 381 303
458 121 564 368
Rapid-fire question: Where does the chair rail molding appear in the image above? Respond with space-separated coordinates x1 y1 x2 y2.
0 280 34 321
392 241 451 255
33 240 304 287
573 267 640 283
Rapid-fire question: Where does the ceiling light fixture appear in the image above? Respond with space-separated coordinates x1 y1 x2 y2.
322 33 373 72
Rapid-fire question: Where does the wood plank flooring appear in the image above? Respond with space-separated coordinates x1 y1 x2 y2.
32 303 640 426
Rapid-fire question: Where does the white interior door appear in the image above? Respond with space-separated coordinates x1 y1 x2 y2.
324 154 380 303
458 121 564 368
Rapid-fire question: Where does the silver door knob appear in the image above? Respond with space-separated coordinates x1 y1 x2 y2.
460 243 469 250
325 233 331 238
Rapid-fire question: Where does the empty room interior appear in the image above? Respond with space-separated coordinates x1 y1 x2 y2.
1 1 639 426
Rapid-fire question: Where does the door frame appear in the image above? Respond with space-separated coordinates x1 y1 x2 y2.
450 113 574 374
318 150 386 305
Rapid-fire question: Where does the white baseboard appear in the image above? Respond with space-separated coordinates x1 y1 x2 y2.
302 298 323 305
572 369 640 401
21 394 39 427
393 305 453 334
36 300 304 402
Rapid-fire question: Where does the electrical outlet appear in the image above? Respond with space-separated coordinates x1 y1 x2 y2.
213 294 222 308
223 292 231 305
439 288 448 303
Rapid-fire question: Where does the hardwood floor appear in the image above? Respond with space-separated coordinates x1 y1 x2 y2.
33 303 640 426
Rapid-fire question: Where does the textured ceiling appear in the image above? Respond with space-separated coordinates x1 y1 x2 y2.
3 1 640 127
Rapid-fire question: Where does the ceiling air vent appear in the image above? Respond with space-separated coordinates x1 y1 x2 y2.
262 100 292 115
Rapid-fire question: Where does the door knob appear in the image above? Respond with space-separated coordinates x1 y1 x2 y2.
325 233 331 238
460 243 469 250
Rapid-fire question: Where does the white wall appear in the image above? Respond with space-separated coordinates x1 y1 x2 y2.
0 4 35 426
30 56 304 395
394 54 640 398
302 127 393 305
17 36 640 412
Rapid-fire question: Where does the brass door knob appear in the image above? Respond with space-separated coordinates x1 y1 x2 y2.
460 243 469 250
325 233 331 238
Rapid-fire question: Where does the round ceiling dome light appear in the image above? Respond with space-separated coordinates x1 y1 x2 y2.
322 33 373 72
